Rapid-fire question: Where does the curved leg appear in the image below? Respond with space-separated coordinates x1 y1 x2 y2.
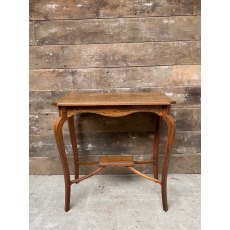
54 116 71 212
161 113 176 212
153 115 160 179
67 116 79 181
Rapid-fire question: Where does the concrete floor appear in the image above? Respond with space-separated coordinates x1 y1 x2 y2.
30 174 200 230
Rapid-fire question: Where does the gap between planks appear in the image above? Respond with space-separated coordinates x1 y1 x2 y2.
29 40 200 47
29 14 201 22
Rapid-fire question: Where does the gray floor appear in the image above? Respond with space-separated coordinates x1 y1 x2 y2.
30 174 200 230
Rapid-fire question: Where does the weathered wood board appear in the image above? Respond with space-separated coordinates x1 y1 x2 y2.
30 41 200 69
29 0 201 174
29 130 200 157
30 65 200 90
30 16 200 45
30 0 200 20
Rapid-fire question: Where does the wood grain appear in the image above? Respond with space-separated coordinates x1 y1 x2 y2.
99 155 135 166
29 114 40 135
30 41 200 69
171 108 200 131
29 65 200 91
29 130 200 157
29 91 54 113
30 0 200 20
29 21 35 45
30 16 200 45
52 92 175 106
29 0 201 175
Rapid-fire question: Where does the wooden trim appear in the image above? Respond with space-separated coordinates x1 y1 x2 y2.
79 161 98 166
66 105 164 117
70 167 106 184
128 167 161 184
134 160 154 164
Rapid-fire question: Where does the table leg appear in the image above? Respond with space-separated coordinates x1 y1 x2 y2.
161 113 176 211
153 115 160 179
54 116 71 212
67 116 79 181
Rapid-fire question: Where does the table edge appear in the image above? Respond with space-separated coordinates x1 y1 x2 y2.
51 101 176 106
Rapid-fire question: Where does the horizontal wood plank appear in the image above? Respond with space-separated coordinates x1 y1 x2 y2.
30 41 200 69
171 108 200 131
29 130 200 157
30 16 200 45
30 65 200 91
29 153 201 174
30 0 200 20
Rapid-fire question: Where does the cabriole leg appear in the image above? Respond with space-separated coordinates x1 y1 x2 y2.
161 113 176 212
54 115 71 212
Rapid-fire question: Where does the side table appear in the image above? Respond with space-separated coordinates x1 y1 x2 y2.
52 92 176 212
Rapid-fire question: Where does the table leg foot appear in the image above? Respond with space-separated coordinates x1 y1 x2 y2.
65 184 71 212
161 182 168 212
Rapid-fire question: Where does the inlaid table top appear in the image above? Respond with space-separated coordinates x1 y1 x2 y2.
52 92 176 107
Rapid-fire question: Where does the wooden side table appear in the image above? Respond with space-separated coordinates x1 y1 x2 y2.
52 92 176 212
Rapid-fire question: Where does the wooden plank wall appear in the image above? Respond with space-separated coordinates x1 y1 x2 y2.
29 0 201 174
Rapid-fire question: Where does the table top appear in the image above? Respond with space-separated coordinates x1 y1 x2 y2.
52 92 176 107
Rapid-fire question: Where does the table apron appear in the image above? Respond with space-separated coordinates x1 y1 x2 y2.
64 105 167 117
